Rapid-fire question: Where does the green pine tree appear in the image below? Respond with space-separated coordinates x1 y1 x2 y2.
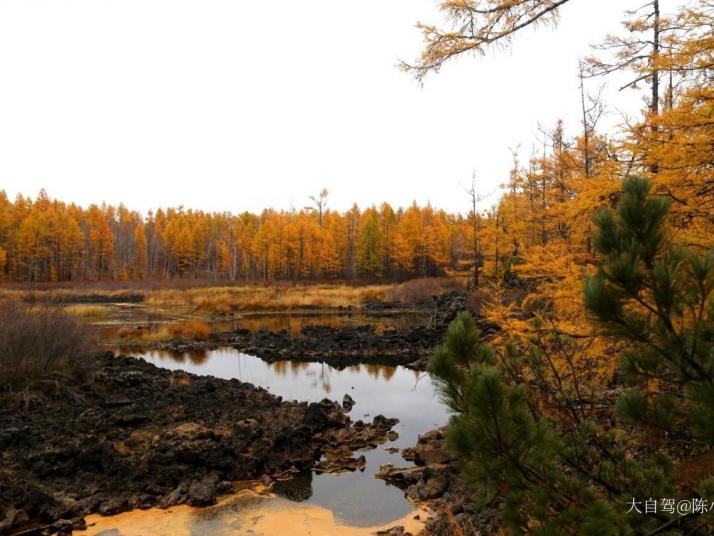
585 177 714 443
429 177 714 535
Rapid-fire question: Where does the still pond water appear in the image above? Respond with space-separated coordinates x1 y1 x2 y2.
83 348 449 535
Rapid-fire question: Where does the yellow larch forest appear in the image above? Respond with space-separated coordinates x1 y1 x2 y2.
401 0 714 385
0 192 466 283
1 2 713 307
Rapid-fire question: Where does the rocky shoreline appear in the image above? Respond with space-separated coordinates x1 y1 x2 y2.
376 429 497 536
158 323 442 370
0 354 399 535
152 292 497 371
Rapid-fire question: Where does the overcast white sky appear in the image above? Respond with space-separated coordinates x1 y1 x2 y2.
0 0 679 215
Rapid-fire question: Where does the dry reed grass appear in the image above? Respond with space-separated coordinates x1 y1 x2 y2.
0 300 95 388
113 319 212 344
386 277 465 302
1 277 465 315
64 304 114 318
168 319 211 341
146 284 391 313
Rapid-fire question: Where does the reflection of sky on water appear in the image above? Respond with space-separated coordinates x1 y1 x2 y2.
216 312 430 335
97 309 428 338
135 348 449 527
79 488 429 536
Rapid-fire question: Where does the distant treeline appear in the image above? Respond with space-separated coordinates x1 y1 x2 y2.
0 190 479 283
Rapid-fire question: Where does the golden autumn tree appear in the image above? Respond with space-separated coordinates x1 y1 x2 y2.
0 192 14 280
0 189 486 283
317 212 342 278
133 223 147 279
0 246 5 281
14 191 54 281
357 206 384 277
403 0 574 81
403 1 703 389
379 202 398 277
586 0 671 118
84 204 114 280
627 0 714 249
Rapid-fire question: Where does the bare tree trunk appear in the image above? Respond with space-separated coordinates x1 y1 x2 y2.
467 177 480 288
579 61 591 180
494 208 500 278
651 0 661 175
652 0 660 117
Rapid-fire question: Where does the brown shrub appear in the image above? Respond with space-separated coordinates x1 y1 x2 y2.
116 326 133 338
147 284 392 312
168 319 211 341
466 288 491 316
386 277 465 303
0 300 96 388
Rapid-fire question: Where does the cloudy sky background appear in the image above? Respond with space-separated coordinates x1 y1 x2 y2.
0 0 678 215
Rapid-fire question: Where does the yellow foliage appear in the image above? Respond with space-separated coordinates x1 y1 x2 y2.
64 305 113 318
169 319 211 341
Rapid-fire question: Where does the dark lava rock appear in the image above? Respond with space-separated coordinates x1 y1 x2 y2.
402 428 452 466
187 475 219 506
98 498 129 516
407 473 449 500
373 414 399 430
311 414 399 476
375 526 409 536
154 291 489 371
378 426 497 536
0 509 28 535
0 353 390 535
342 393 355 411
273 473 314 501
28 292 144 304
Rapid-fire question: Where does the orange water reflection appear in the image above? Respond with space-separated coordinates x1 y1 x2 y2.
77 488 428 536
127 349 448 529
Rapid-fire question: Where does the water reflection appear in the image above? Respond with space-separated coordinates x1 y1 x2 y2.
150 349 210 366
139 349 423 396
213 312 429 335
96 308 428 338
78 490 429 536
273 473 314 502
134 348 448 527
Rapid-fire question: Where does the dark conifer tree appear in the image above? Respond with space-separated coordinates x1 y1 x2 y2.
429 178 714 535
